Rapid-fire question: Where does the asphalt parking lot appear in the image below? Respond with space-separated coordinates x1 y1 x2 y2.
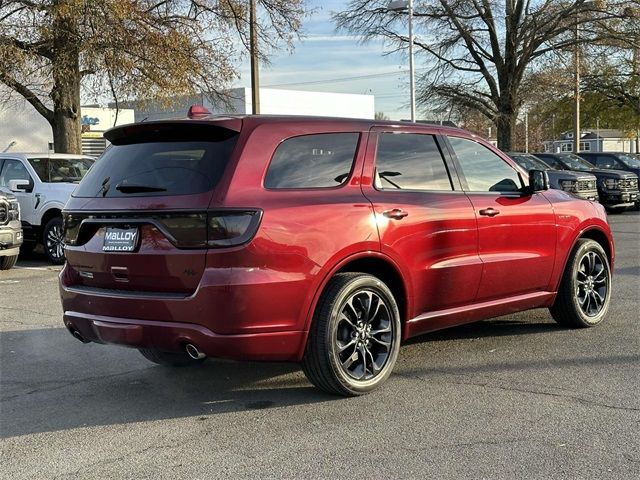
1 212 638 479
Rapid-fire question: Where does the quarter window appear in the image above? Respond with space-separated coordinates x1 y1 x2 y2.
448 137 522 193
374 133 452 191
264 133 359 189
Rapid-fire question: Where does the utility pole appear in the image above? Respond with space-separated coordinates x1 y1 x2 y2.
250 0 260 114
525 110 529 153
573 15 581 153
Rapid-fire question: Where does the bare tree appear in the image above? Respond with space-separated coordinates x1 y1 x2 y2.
0 0 306 153
334 0 637 150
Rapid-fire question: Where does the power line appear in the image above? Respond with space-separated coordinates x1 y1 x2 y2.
264 68 427 88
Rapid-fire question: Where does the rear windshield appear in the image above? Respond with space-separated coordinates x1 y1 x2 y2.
28 157 94 183
74 135 238 198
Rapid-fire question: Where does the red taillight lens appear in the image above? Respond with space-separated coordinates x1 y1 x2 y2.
207 210 262 247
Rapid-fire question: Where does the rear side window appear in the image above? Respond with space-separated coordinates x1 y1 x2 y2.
74 135 237 198
264 133 359 189
449 137 522 192
374 133 452 191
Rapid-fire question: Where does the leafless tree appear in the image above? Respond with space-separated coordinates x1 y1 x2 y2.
335 0 638 150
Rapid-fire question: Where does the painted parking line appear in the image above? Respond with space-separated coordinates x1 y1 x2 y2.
0 280 20 284
14 266 61 272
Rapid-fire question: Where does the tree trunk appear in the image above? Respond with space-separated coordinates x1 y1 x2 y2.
48 4 82 154
496 111 517 151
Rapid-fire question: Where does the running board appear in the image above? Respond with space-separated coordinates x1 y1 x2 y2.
404 291 556 339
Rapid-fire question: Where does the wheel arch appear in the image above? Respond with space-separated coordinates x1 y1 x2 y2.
41 207 62 228
299 252 412 359
552 225 614 294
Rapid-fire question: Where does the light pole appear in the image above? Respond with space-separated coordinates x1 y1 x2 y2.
388 0 415 122
250 0 260 114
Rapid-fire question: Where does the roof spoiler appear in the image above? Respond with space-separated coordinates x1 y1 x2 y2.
104 118 242 145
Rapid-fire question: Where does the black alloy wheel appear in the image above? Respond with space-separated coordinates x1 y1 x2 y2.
302 273 401 396
550 239 611 328
43 217 65 265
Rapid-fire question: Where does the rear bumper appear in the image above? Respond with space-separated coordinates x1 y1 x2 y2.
59 263 311 361
63 311 305 361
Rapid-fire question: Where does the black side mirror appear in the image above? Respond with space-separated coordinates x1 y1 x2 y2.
528 169 549 193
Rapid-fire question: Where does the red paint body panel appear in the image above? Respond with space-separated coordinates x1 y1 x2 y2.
59 116 615 362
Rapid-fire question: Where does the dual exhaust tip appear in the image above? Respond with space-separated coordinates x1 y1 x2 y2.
185 343 206 360
68 324 206 360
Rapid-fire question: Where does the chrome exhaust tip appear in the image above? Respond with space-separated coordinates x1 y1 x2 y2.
71 329 89 343
185 343 206 360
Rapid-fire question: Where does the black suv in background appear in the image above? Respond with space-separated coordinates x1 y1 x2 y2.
0 189 23 270
579 152 640 210
536 152 639 213
508 153 598 201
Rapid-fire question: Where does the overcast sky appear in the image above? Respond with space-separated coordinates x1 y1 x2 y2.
236 0 415 120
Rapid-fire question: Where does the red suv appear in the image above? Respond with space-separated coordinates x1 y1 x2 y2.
60 114 614 396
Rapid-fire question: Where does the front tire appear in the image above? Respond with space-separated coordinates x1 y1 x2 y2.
0 255 18 270
43 217 65 265
550 239 611 328
138 348 206 367
302 273 401 396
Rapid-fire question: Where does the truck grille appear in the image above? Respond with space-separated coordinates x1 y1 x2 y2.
577 179 597 192
0 201 7 225
619 177 639 192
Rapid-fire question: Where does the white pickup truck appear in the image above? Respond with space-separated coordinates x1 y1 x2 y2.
0 153 95 264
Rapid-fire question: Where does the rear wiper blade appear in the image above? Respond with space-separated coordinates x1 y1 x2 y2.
115 183 167 193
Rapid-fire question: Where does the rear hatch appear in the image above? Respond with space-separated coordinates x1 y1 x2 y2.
63 120 241 294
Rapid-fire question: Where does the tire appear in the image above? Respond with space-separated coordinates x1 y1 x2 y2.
302 273 401 396
550 239 612 328
634 201 640 212
42 217 65 265
138 348 206 367
0 255 18 270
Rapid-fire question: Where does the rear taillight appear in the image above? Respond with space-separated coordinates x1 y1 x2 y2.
207 210 262 247
63 209 262 249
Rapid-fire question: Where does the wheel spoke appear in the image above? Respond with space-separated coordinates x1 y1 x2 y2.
364 346 381 374
337 338 357 353
369 335 390 349
338 313 357 329
341 347 359 370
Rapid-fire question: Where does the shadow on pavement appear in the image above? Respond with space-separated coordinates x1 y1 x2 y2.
0 317 582 438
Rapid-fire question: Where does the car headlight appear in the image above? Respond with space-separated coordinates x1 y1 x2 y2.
603 178 618 190
560 180 577 192
8 200 20 221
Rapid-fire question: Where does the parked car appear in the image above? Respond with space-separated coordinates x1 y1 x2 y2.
0 189 23 270
0 153 95 264
507 152 598 201
579 152 640 210
535 152 639 213
60 114 615 396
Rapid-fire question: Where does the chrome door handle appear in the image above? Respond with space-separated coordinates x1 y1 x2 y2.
382 208 409 220
479 208 500 217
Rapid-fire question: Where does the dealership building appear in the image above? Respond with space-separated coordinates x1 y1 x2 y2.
1 88 374 156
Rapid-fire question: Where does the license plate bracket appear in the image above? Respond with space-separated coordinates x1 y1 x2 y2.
103 227 139 252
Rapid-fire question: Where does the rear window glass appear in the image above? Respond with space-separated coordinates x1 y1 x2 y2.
74 136 237 198
264 133 359 189
28 157 94 183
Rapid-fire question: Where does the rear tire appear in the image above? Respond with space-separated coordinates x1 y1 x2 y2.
302 273 401 396
43 217 65 265
138 348 206 367
550 239 611 328
0 255 18 270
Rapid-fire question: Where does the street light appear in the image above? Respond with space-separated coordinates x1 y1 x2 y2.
388 0 415 122
250 0 260 114
574 0 602 152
